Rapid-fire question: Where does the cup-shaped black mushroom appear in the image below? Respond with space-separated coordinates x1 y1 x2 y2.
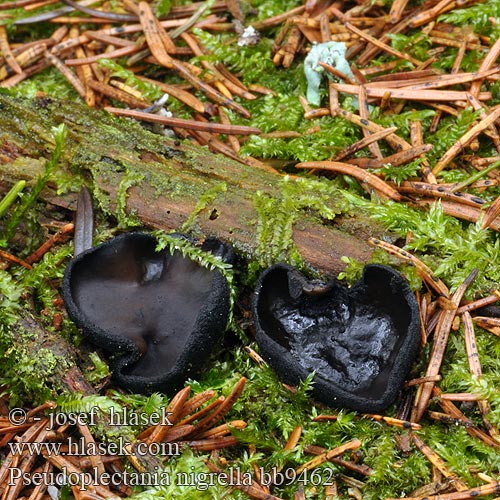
252 264 420 412
62 232 232 394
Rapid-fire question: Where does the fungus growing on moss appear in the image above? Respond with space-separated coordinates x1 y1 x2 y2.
62 232 232 394
252 264 420 412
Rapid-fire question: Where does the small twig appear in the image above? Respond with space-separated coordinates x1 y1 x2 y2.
331 83 491 103
433 107 500 174
335 108 412 151
295 161 401 201
357 84 383 159
440 393 482 401
252 5 306 30
44 52 86 99
318 61 356 84
137 423 194 442
0 0 46 9
348 144 433 168
177 390 217 420
362 414 421 430
411 433 469 492
46 453 120 498
409 0 456 28
404 375 442 388
296 439 361 474
284 426 302 450
427 410 473 427
273 24 303 68
345 22 422 66
396 181 485 208
473 316 500 338
105 107 261 135
185 435 240 450
138 0 175 68
389 0 409 23
482 193 500 229
0 249 32 270
386 481 500 500
412 199 500 231
198 420 247 439
65 44 141 65
365 67 500 90
60 0 137 22
0 42 47 80
0 26 22 75
26 222 74 264
465 94 500 155
178 396 224 426
191 377 246 436
412 269 478 422
457 291 500 315
76 421 106 476
169 1 212 39
88 80 150 108
26 462 52 500
433 387 500 448
469 36 500 98
334 126 396 161
411 119 436 183
146 386 191 444
368 238 449 297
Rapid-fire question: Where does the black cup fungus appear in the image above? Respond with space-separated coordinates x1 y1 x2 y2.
62 232 232 394
252 264 420 412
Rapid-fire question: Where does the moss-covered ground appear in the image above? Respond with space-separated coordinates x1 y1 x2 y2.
1 0 500 498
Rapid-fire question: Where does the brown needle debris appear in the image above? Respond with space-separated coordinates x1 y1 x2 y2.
3 1 500 498
4 0 500 218
371 239 500 430
366 241 500 499
0 378 248 499
2 0 263 165
267 0 500 229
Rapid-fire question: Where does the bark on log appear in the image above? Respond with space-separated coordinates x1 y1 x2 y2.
0 95 386 276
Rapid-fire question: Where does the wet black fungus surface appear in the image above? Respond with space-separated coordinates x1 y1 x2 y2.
252 264 420 412
62 232 231 394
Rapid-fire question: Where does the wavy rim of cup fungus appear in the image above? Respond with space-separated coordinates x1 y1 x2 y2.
252 263 421 412
62 232 232 394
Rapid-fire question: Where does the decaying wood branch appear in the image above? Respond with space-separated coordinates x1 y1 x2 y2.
0 95 383 276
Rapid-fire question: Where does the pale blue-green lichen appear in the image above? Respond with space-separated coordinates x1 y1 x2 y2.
304 42 354 106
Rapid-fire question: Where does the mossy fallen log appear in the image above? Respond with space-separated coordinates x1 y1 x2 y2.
0 95 394 457
0 95 385 276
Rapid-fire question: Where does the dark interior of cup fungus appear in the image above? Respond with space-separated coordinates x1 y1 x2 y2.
62 232 231 394
252 264 420 412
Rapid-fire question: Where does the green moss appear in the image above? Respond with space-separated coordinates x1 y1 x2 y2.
388 31 433 62
181 182 228 233
56 392 135 442
0 270 24 327
438 0 500 37
153 231 236 325
115 169 145 228
0 323 68 405
2 66 79 100
343 192 500 296
251 176 348 273
86 352 112 385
